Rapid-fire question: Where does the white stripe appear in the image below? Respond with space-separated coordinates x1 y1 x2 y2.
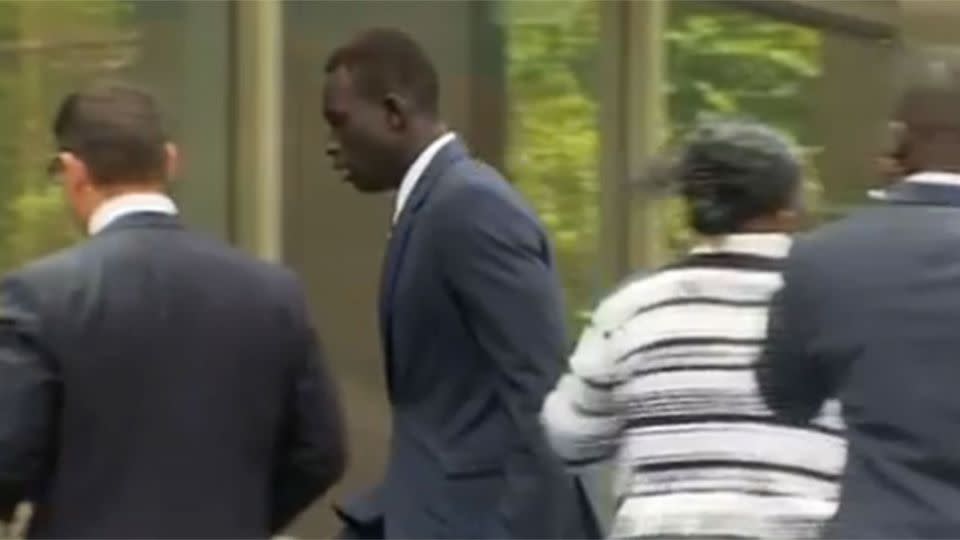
619 423 845 474
612 493 835 538
623 468 839 500
614 304 770 368
595 268 783 329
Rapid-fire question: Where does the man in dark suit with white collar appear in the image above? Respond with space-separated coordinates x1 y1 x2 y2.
322 29 598 539
0 83 346 538
757 49 960 539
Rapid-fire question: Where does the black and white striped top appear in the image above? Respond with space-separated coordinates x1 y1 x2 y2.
541 234 846 539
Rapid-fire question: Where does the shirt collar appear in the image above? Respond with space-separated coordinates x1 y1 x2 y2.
689 233 792 258
868 171 960 201
88 192 178 235
905 171 960 186
393 132 456 224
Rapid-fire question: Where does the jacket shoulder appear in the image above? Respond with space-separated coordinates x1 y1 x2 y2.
430 158 542 228
171 231 302 297
789 207 888 263
5 242 87 289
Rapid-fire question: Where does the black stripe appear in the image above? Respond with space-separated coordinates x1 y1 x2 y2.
643 344 760 363
624 486 832 499
581 375 624 391
633 459 841 482
629 295 769 321
563 452 613 468
625 535 758 540
634 363 754 377
665 253 785 272
616 337 764 363
571 401 615 418
624 413 844 437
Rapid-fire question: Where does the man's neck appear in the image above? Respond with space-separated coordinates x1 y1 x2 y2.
398 123 449 178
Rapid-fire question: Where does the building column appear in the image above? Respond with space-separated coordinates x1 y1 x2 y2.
623 0 667 270
233 0 284 261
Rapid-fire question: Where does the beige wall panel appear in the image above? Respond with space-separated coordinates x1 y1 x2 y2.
790 0 899 27
815 31 896 213
901 0 960 46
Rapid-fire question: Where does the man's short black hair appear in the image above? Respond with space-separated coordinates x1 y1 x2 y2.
325 28 439 115
53 82 168 185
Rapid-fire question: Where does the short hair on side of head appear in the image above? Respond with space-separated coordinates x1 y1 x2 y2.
325 28 439 115
675 118 802 235
53 82 168 185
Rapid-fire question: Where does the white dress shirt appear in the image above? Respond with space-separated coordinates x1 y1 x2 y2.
869 171 960 200
906 171 960 186
393 132 456 224
88 192 178 235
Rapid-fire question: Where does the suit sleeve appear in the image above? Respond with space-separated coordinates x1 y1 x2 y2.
272 273 347 533
756 248 832 425
0 275 58 519
438 185 568 445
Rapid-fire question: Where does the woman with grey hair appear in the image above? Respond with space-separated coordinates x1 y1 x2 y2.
541 119 845 539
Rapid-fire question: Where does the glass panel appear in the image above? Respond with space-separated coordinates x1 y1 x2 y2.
0 0 230 278
655 1 822 260
657 2 893 263
501 0 602 331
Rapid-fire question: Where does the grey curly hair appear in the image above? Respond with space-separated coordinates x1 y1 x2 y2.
675 119 802 235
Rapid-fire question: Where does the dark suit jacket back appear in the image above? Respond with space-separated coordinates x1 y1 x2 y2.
759 181 960 539
0 212 345 539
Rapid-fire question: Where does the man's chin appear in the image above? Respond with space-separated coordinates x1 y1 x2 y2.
345 176 391 194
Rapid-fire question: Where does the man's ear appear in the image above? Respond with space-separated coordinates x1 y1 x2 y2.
164 142 180 181
60 152 91 191
383 93 409 131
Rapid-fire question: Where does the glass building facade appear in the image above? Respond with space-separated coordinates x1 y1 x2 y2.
0 0 949 536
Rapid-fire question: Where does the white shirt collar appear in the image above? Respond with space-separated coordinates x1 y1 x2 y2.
88 192 178 235
905 171 960 186
690 233 792 258
868 171 960 200
393 132 456 224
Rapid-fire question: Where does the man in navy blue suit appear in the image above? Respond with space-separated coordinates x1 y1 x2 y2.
322 28 598 539
758 49 960 539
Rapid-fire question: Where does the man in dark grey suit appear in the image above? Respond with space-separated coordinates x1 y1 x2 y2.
0 83 346 538
757 50 960 539
322 29 598 539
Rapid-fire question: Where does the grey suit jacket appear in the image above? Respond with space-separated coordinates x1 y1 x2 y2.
758 180 960 539
336 139 599 539
0 212 346 538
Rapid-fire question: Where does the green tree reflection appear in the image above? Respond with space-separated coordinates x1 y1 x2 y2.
504 0 821 332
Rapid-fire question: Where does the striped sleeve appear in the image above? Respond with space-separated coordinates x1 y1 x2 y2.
541 303 629 467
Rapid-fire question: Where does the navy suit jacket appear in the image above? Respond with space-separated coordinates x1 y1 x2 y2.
0 212 346 538
758 180 960 539
336 139 598 539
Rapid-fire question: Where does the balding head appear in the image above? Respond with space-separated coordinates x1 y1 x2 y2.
891 47 960 173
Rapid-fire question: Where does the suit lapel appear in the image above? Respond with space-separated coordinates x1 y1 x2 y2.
378 139 470 389
378 212 413 390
